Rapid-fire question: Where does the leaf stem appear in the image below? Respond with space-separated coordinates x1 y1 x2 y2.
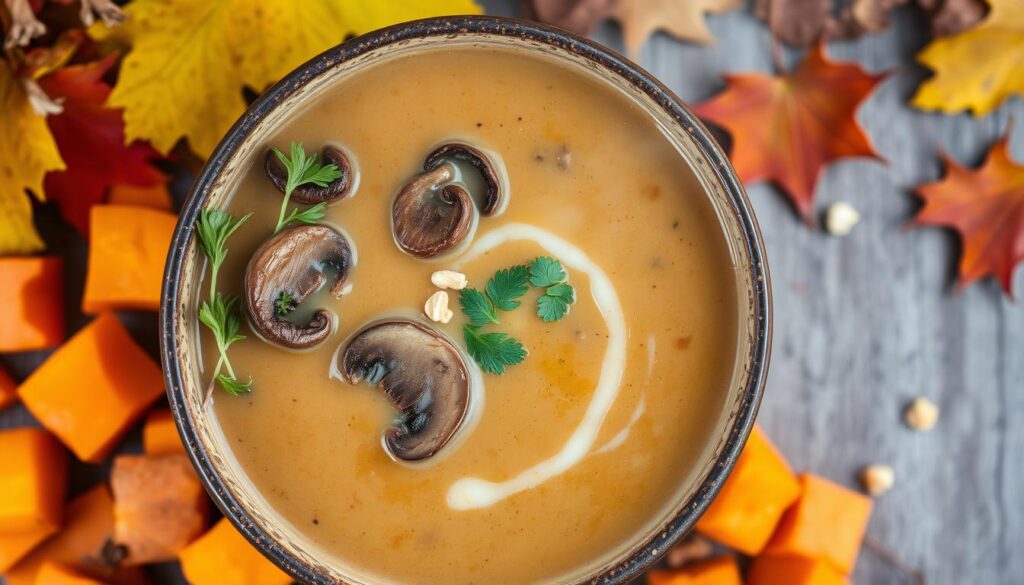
273 185 293 234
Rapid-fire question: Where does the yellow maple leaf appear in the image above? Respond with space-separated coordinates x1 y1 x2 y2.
614 0 740 55
912 0 1024 116
0 61 65 255
98 0 481 157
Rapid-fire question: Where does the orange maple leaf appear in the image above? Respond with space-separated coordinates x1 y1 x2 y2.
914 133 1024 296
694 44 885 223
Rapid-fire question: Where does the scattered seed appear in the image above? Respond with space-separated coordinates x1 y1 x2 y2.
860 464 895 496
904 397 939 431
825 201 861 236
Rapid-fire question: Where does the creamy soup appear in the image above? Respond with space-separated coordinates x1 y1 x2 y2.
204 46 740 584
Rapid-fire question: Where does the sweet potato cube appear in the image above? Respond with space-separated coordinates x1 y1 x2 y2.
0 257 64 352
18 313 165 462
764 474 873 575
647 556 741 584
696 426 801 554
142 410 185 456
0 428 67 535
82 205 177 314
179 519 291 585
5 486 148 585
0 526 55 573
111 454 208 564
107 183 173 212
0 364 17 410
35 562 109 585
747 555 849 585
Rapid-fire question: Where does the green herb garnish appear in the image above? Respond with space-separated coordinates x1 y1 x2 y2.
528 256 567 287
459 288 498 325
486 265 530 310
274 291 297 316
462 324 527 375
271 142 343 233
530 257 575 322
195 209 253 397
456 257 577 374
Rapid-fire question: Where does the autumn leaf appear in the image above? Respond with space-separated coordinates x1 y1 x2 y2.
614 0 740 54
40 54 165 236
0 59 64 254
694 44 884 223
96 0 482 157
913 133 1024 296
524 0 616 36
912 0 1023 116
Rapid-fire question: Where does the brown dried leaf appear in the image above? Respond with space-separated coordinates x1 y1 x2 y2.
524 0 617 36
614 0 741 54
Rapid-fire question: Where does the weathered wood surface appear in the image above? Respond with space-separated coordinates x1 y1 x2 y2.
2 2 1021 584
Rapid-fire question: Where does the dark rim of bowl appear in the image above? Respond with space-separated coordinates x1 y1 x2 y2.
160 14 771 585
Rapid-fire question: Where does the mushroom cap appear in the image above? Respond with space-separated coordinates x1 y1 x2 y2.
423 142 504 216
265 145 354 204
244 224 352 349
340 320 470 461
392 164 474 258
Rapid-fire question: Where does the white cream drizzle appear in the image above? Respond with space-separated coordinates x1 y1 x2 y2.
593 392 646 455
447 223 627 511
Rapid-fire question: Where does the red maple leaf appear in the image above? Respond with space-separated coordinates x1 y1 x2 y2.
694 44 885 223
39 54 164 236
914 133 1024 296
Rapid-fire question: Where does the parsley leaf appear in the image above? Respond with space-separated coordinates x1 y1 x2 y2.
274 291 297 316
545 282 575 303
529 256 567 287
195 209 252 397
486 265 529 310
459 288 498 324
281 201 327 227
217 374 253 396
272 142 343 233
463 324 527 375
537 294 570 322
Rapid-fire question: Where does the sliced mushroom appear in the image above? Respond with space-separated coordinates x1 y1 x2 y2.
392 164 474 258
339 320 470 461
244 224 352 349
392 142 506 259
265 145 354 204
423 143 504 215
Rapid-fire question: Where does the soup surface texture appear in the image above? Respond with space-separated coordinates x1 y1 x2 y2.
208 46 739 584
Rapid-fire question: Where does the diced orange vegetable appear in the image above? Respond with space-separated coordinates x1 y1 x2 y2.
747 555 849 585
763 474 873 575
646 556 741 584
111 454 208 564
18 314 165 462
0 257 64 352
107 183 172 212
0 364 18 410
696 426 801 554
82 205 177 314
35 562 109 585
0 428 67 535
5 486 148 585
0 526 55 573
179 519 291 585
141 410 185 456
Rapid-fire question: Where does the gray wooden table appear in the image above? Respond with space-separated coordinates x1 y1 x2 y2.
2 2 1021 584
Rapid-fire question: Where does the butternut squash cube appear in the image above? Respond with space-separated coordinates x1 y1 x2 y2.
107 183 173 212
0 364 18 410
179 519 291 585
18 313 165 462
763 474 873 575
747 555 849 585
0 526 54 573
82 205 177 314
0 257 64 352
5 486 148 585
696 426 801 554
141 410 185 456
111 454 208 564
34 562 109 585
0 428 67 535
647 555 741 584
